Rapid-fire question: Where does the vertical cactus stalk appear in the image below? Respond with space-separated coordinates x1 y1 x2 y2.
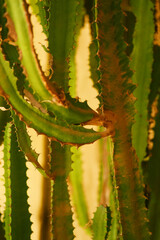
106 138 122 240
50 141 74 240
3 122 12 240
96 0 149 238
113 122 148 239
3 121 32 240
130 0 154 164
49 0 79 92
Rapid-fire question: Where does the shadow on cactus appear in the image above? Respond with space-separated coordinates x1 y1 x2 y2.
0 0 159 239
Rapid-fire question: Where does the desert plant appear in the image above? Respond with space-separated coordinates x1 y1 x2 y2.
0 0 159 239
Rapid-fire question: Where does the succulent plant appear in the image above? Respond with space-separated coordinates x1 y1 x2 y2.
0 0 159 239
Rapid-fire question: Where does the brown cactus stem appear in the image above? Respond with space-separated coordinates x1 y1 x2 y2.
112 113 149 240
96 0 150 238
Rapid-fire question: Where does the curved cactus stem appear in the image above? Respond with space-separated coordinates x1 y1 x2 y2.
4 0 98 125
0 51 107 145
12 110 51 179
5 0 50 100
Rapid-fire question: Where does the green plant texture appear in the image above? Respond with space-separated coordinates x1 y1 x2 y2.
0 0 159 239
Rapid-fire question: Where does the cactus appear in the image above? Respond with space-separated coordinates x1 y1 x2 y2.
0 0 159 239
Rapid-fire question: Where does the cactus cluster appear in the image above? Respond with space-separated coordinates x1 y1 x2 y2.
0 0 159 239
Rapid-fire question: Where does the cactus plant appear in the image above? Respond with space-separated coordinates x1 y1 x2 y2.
0 0 159 239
